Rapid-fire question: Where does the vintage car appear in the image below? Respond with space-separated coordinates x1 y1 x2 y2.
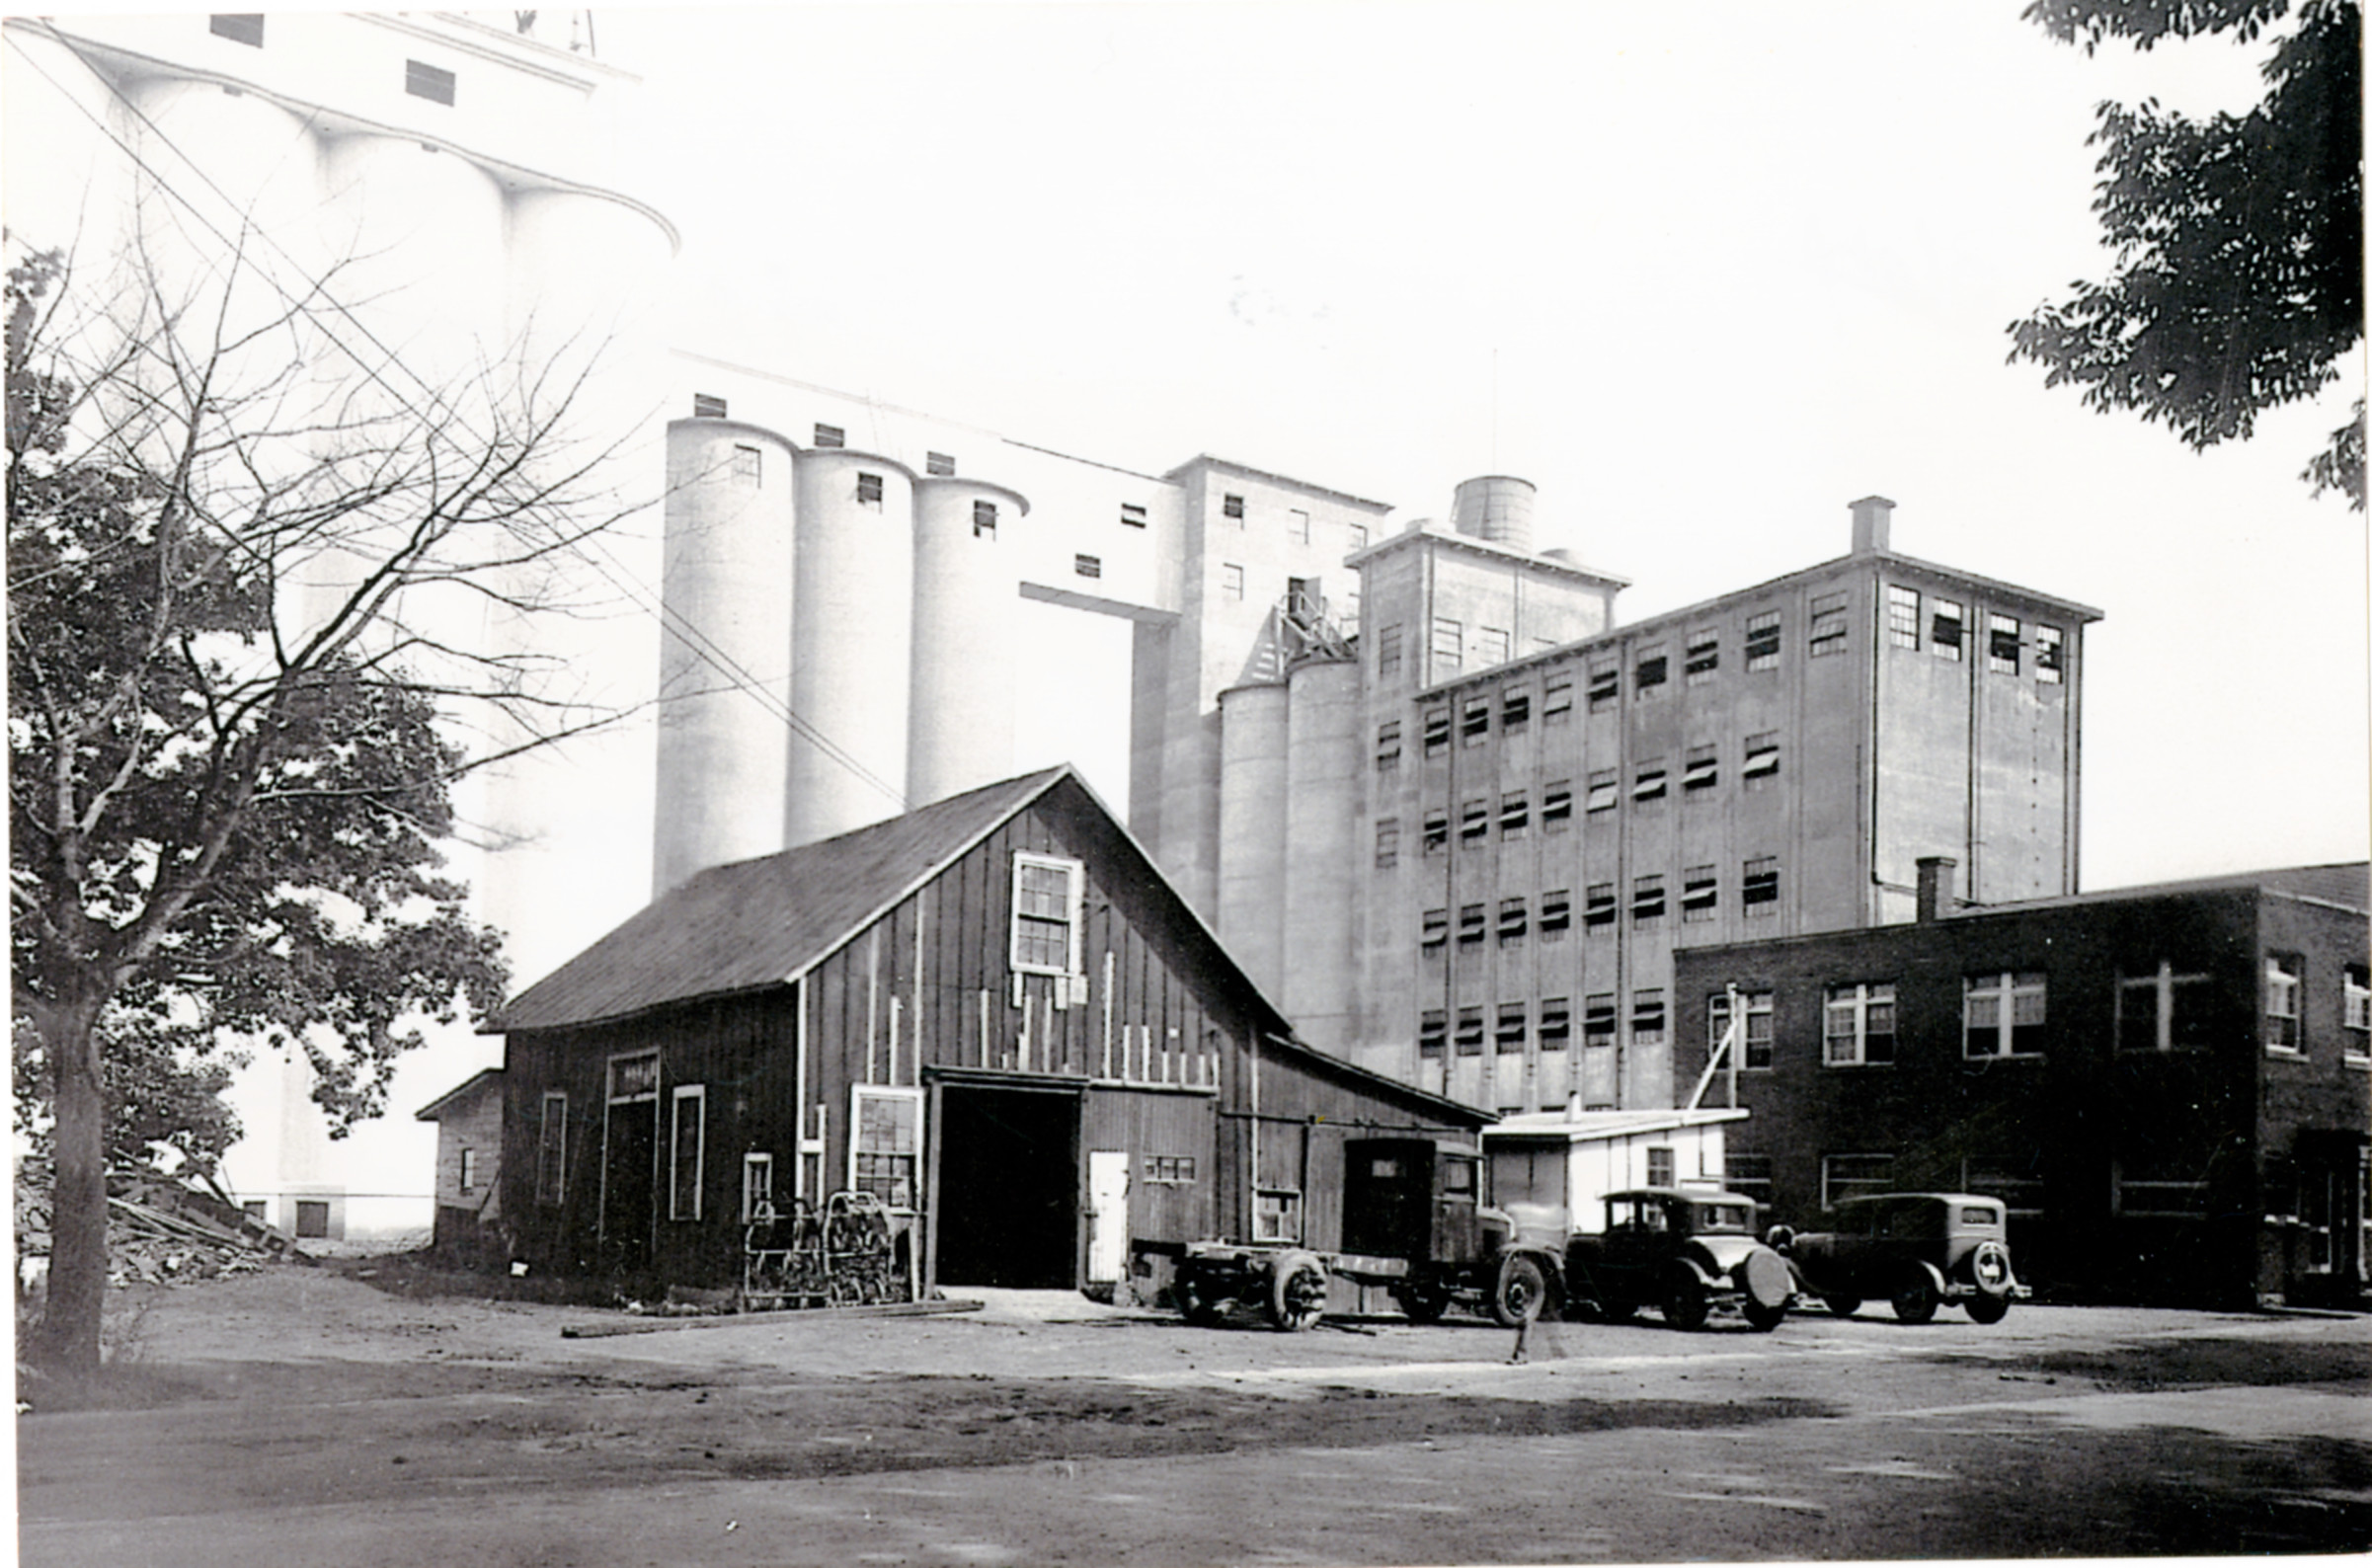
1766 1192 2026 1324
1538 1188 1794 1332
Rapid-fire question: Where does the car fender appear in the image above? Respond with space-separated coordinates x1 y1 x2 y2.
1905 1257 1948 1297
1671 1250 1721 1291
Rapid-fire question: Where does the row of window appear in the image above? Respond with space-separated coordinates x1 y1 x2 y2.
1216 491 1370 552
1412 862 1783 950
1390 692 1789 788
1885 587 2065 680
1699 959 2372 1069
210 15 466 107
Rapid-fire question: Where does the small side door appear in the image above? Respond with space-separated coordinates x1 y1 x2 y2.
1085 1149 1131 1286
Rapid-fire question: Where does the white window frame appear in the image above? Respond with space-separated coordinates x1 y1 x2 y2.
1824 982 1896 1066
1964 971 2048 1058
458 1146 479 1195
2344 967 2371 1064
849 1084 925 1214
1010 853 1085 977
2116 961 2212 1052
1886 585 1921 649
669 1083 706 1222
742 1152 775 1224
2266 955 2304 1055
1709 988 1775 1070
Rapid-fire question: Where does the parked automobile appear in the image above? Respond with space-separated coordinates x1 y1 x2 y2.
1543 1188 1794 1331
1766 1192 2026 1324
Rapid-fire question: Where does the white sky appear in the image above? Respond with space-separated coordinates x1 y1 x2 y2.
597 0 2369 893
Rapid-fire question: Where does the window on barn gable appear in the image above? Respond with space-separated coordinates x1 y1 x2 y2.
458 1147 479 1194
1010 853 1084 976
670 1085 706 1221
850 1086 923 1212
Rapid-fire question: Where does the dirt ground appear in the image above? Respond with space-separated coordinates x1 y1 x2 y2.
16 1257 2372 1566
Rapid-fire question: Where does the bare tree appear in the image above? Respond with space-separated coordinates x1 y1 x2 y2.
8 232 644 1375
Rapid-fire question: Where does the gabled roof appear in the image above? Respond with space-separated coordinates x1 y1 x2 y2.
498 768 1073 1033
414 1067 504 1123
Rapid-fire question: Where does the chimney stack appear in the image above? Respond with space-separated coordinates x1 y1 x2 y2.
1916 855 1958 923
1850 495 1895 554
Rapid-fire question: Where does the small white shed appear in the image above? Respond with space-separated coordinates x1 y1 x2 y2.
1482 1107 1751 1235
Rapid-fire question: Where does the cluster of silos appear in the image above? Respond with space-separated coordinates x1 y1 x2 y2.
1213 652 1363 1053
653 421 1032 893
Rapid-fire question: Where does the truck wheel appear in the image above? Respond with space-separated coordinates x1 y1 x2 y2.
1743 1295 1787 1332
1397 1284 1451 1325
1965 1291 2011 1325
1268 1255 1328 1332
1662 1267 1708 1332
1492 1255 1549 1328
1175 1269 1223 1326
1823 1294 1862 1319
1890 1266 1940 1325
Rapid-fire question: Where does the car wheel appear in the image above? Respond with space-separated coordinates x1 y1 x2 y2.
1175 1269 1223 1326
1890 1266 1939 1325
1964 1291 2011 1325
1822 1294 1862 1319
1663 1267 1708 1332
1268 1255 1329 1332
1743 1295 1787 1332
1492 1254 1550 1328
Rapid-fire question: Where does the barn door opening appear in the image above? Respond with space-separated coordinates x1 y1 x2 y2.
600 1051 660 1272
934 1083 1080 1289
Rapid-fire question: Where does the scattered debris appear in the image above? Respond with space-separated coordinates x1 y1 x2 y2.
14 1163 310 1304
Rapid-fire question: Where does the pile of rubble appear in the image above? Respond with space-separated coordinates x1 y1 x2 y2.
16 1164 308 1295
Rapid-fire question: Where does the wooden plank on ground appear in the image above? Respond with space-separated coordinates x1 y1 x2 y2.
560 1298 983 1339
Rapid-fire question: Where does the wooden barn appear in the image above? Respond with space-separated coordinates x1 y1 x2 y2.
493 766 1487 1299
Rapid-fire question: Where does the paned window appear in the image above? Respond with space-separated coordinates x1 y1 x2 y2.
1254 1189 1302 1242
1631 875 1665 927
1458 903 1486 945
2114 1156 2210 1218
1460 798 1488 842
1584 883 1617 929
1419 1010 1448 1058
742 1153 774 1223
1289 508 1310 543
1422 707 1451 755
1074 554 1102 579
2345 966 2371 1061
1455 1007 1485 1056
1964 972 2048 1058
1348 521 1369 549
1221 562 1244 599
1476 627 1511 666
1808 591 1849 657
926 451 957 476
1708 989 1775 1070
211 14 266 46
2116 961 2213 1052
732 443 762 484
1685 630 1719 685
2036 625 2065 683
1010 854 1082 975
1462 697 1490 746
1745 611 1780 670
1376 720 1401 771
1726 1152 1774 1209
1988 613 2022 675
1500 792 1529 839
1542 781 1573 831
405 58 457 104
1422 810 1449 854
1587 662 1619 711
851 1087 922 1211
1543 675 1574 721
691 392 728 419
1540 889 1571 937
1121 502 1147 527
1583 993 1617 1049
1502 689 1532 732
536 1091 568 1205
1632 762 1667 805
2266 954 2303 1054
1646 1146 1676 1188
1742 855 1779 913
1887 585 1922 648
972 500 998 539
1223 492 1245 520
1378 624 1403 678
1824 982 1897 1065
670 1085 706 1221
1497 897 1528 944
1419 907 1448 951
1142 1155 1198 1184
1634 646 1668 700
856 471 884 507
1374 818 1399 869
1496 1003 1527 1054
1431 617 1464 681
1682 865 1717 922
813 422 845 448
1540 997 1571 1051
1585 770 1619 813
1630 988 1667 1048
1823 1153 1896 1209
1683 744 1717 794
1932 597 1964 660
1742 733 1779 789
458 1146 479 1195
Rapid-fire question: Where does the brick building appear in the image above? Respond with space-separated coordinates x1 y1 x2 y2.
1673 860 2371 1308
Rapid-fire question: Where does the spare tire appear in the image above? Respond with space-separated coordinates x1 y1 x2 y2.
1268 1253 1328 1332
1492 1253 1550 1328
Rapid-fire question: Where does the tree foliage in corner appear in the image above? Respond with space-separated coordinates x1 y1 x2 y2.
2011 0 2363 507
8 238 625 1372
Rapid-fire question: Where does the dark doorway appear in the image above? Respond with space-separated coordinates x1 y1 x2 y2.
601 1099 657 1272
935 1084 1080 1288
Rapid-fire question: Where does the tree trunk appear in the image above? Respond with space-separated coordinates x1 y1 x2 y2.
32 997 109 1375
